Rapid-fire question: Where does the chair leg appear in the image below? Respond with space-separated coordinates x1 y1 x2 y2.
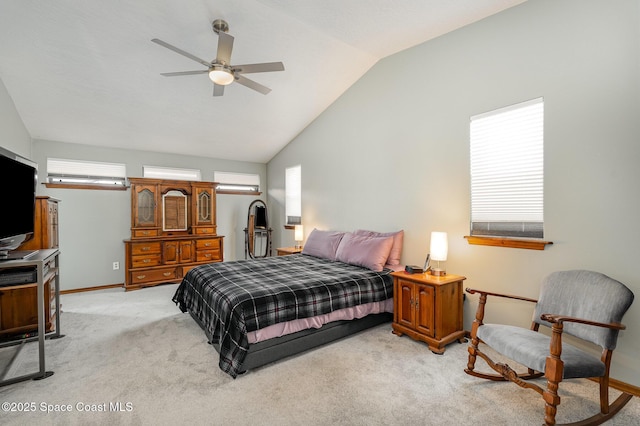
543 324 565 426
465 293 487 374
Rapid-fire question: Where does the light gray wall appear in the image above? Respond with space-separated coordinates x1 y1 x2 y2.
32 139 266 291
267 0 640 386
0 78 31 157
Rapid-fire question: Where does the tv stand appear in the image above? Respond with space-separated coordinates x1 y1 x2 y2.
0 249 38 261
0 249 61 386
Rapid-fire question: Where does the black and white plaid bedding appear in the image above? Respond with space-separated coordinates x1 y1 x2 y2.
172 253 393 378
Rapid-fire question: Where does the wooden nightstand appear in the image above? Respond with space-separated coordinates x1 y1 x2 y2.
391 271 466 354
276 246 303 256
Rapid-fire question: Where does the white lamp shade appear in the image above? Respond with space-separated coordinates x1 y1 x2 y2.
209 67 234 85
430 232 448 261
294 225 304 242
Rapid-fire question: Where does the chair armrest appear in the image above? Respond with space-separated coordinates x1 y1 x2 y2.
540 313 626 331
466 287 538 304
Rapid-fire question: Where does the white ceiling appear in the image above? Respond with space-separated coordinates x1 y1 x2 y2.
0 0 526 163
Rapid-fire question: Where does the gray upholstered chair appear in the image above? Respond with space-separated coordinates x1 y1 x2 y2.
465 270 634 426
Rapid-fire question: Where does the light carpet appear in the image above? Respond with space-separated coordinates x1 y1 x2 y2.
0 284 638 425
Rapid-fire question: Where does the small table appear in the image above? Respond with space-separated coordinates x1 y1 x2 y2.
391 270 466 354
276 246 303 256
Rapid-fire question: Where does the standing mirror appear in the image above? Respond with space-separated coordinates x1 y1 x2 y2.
244 200 272 258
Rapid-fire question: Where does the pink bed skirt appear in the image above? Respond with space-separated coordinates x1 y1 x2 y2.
247 298 394 344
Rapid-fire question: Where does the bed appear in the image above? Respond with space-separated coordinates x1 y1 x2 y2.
172 228 403 378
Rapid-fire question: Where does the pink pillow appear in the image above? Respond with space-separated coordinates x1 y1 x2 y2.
301 229 345 261
335 232 394 272
354 229 404 265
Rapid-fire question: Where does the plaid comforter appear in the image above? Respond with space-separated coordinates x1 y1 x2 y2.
172 253 393 378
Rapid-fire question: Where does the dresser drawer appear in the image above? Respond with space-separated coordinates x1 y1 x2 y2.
193 227 215 235
131 254 162 268
130 242 161 255
133 229 160 238
196 250 221 262
130 267 179 284
196 238 220 250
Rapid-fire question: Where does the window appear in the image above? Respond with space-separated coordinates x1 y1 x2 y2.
470 98 544 239
285 165 301 226
46 158 127 190
214 171 260 194
143 165 201 181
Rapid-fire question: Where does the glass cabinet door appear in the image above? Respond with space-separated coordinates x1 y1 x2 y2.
134 185 157 227
195 187 215 226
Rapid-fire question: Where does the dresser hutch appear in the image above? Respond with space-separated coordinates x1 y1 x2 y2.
124 178 223 290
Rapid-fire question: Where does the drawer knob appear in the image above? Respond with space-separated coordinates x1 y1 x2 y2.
143 259 151 263
163 272 172 277
204 243 211 247
142 246 150 251
136 275 146 279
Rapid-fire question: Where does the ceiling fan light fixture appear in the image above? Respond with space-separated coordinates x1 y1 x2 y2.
209 66 234 85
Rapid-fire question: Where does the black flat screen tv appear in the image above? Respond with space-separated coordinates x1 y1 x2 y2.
0 146 38 260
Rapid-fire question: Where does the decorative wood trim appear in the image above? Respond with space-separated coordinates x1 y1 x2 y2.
44 183 127 191
464 235 553 250
61 283 124 294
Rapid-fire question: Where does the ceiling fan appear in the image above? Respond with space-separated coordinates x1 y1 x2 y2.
152 19 284 96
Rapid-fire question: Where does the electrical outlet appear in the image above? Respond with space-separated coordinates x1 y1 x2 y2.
113 261 120 270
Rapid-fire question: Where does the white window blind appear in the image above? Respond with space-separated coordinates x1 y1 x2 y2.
470 98 544 238
214 171 260 192
285 165 301 225
47 158 127 187
143 165 201 181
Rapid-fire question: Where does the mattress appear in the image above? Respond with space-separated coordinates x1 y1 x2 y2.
173 253 394 378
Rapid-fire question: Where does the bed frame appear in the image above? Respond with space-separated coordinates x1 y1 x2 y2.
190 311 392 374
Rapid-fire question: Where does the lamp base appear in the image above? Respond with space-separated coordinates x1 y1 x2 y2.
430 268 446 277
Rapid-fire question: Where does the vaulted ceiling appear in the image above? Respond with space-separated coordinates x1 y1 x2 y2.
0 0 526 163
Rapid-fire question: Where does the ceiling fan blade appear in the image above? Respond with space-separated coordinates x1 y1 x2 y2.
213 84 225 97
216 32 234 66
160 70 208 77
232 62 285 74
235 74 271 95
152 38 212 68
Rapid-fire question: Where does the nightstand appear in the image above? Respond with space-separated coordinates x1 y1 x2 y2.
391 271 466 354
276 246 303 256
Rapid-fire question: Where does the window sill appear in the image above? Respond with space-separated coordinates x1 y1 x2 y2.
464 236 553 250
215 190 261 196
44 183 127 191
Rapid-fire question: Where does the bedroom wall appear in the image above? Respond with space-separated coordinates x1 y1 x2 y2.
0 78 31 158
31 139 266 291
267 0 640 386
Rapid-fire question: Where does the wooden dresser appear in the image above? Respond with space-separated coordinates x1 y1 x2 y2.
0 196 60 337
123 178 223 290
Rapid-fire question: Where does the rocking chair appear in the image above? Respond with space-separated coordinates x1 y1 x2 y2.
465 270 634 426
